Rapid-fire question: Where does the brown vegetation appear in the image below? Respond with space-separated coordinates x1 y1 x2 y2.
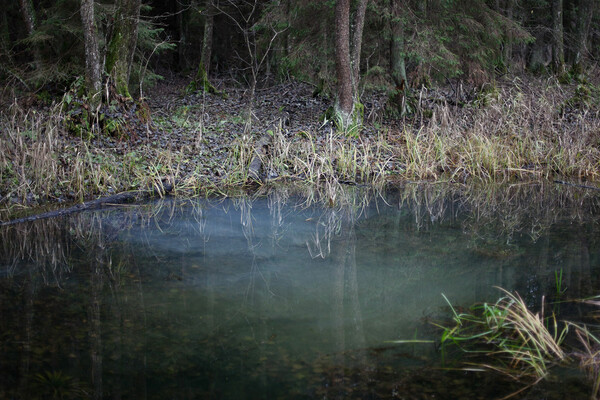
1 74 599 220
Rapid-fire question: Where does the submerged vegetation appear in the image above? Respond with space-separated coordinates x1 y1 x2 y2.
435 288 600 398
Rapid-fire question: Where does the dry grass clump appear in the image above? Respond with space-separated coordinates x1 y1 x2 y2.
0 100 191 214
390 78 600 182
2 77 599 215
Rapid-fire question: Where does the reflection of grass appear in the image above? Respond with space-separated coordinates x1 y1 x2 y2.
33 370 88 399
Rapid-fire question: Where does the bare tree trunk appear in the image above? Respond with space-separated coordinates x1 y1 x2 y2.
1 8 12 65
503 0 514 67
390 1 407 89
283 0 291 58
551 0 566 75
106 0 141 99
176 0 188 70
388 0 408 116
201 0 215 76
350 0 368 97
335 0 354 124
18 0 42 71
572 0 593 77
80 0 102 107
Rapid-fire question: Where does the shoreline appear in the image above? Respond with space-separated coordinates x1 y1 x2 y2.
1 76 599 220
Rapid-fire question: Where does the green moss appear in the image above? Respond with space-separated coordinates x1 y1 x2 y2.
186 63 224 97
105 31 123 77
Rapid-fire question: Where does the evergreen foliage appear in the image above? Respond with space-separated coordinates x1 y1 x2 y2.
0 0 598 103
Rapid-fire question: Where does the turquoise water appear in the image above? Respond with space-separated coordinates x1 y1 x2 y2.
1 184 599 399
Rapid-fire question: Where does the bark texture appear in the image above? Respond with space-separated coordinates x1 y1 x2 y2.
106 0 141 99
80 0 102 106
390 1 407 89
18 0 42 70
572 0 593 75
335 0 353 122
350 0 368 95
201 1 215 76
551 0 565 74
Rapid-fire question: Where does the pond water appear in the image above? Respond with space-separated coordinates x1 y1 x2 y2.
1 183 599 399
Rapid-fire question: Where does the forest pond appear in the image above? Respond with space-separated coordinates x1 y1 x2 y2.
1 183 599 399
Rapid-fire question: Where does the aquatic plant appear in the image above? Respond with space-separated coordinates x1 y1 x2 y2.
438 288 568 380
570 321 600 399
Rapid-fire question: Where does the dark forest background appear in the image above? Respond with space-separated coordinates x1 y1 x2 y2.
2 0 599 108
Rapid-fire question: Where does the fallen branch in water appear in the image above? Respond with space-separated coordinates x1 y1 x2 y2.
0 182 174 226
554 180 600 191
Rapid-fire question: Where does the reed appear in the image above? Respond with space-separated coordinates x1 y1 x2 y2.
569 321 600 399
388 78 600 182
2 77 600 214
438 288 568 380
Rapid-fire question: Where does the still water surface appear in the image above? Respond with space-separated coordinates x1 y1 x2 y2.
1 184 599 399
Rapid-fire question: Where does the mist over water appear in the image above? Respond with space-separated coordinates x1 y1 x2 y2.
1 183 599 399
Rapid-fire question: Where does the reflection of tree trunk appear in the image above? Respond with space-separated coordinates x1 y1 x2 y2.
89 258 103 400
578 235 591 297
128 257 148 400
108 268 123 400
330 222 367 386
345 226 367 361
18 271 35 396
332 235 346 353
331 226 346 391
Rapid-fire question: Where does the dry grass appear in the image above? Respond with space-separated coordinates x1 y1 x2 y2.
1 77 599 216
439 288 568 381
386 78 600 182
0 99 196 217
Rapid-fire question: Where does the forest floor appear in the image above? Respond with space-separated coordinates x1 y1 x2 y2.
1 74 600 219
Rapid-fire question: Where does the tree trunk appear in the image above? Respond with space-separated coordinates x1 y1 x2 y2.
388 0 408 116
335 0 354 124
551 0 566 75
572 0 593 76
390 1 407 90
80 0 102 107
201 1 215 76
283 0 291 58
18 0 42 71
176 0 188 70
350 0 368 96
503 0 514 68
0 8 13 65
105 0 141 99
187 1 217 95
